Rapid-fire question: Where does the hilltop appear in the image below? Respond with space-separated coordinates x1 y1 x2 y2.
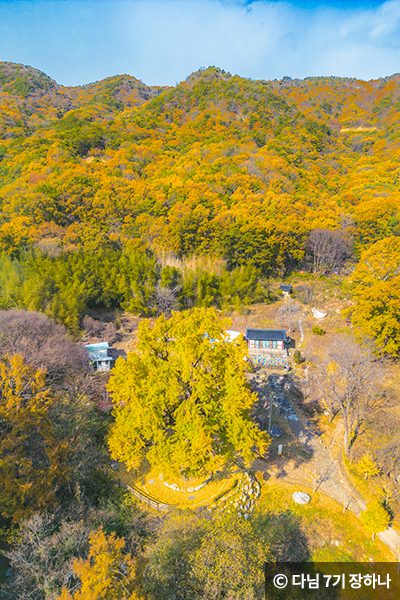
1 63 399 261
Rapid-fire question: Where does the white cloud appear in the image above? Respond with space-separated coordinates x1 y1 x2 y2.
0 0 400 85
370 0 400 40
118 0 400 83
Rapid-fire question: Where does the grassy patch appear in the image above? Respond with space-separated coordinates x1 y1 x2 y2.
116 462 238 509
256 479 395 561
343 456 381 502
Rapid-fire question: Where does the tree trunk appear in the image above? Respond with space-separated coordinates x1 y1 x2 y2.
343 416 350 457
341 402 351 457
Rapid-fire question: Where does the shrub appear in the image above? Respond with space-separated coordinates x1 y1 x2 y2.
245 358 256 373
312 325 325 336
356 454 380 480
293 349 303 364
360 501 390 540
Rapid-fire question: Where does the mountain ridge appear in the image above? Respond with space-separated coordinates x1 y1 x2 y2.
0 60 399 265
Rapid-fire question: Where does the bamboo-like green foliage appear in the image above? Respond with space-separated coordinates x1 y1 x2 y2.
0 249 267 331
107 308 269 477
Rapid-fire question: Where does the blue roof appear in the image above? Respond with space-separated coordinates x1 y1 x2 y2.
85 342 109 351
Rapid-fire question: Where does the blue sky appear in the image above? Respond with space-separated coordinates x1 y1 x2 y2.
0 0 400 86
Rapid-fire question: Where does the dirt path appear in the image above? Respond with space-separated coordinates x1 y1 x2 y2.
257 374 400 556
285 418 366 515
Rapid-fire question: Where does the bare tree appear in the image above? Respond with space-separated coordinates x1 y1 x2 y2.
0 309 87 382
305 455 332 494
307 336 382 456
82 315 118 344
155 284 180 317
341 487 353 514
0 309 102 403
5 512 90 599
276 299 302 333
305 229 352 274
294 284 313 305
361 394 400 478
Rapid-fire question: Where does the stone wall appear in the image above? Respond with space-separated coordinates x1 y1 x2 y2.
249 352 288 368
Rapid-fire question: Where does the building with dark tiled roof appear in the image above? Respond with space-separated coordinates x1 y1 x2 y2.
279 284 293 295
245 328 289 368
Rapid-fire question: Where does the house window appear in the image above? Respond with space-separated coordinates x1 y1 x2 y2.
272 340 277 349
248 340 255 348
255 340 261 349
262 340 269 349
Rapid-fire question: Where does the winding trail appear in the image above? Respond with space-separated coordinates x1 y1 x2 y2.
126 333 136 353
257 374 400 556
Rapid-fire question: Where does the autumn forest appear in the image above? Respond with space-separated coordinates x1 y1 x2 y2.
1 61 400 599
0 61 399 349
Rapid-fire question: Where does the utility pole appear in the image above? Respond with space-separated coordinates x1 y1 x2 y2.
263 371 273 435
268 393 273 434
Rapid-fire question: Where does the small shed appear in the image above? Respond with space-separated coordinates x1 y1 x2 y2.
85 342 113 372
279 284 293 295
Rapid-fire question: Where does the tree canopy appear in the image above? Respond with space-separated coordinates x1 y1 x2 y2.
107 308 269 478
360 501 391 540
2 64 400 336
0 354 67 522
143 512 268 600
56 528 140 600
0 309 87 381
350 237 400 356
351 237 400 287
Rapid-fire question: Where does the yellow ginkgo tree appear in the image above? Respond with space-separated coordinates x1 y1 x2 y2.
356 453 380 480
56 528 140 600
0 354 68 522
107 308 269 478
350 236 400 357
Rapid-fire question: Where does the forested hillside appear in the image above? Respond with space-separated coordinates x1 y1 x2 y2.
1 61 400 351
2 62 400 599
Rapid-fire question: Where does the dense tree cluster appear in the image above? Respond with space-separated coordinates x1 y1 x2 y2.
108 308 269 477
0 250 267 332
1 62 400 352
0 309 87 379
0 355 65 523
0 310 114 525
349 237 400 356
1 62 400 598
143 512 270 600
